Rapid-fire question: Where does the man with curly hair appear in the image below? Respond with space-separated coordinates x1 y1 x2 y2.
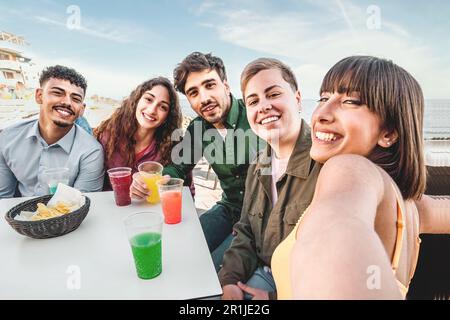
0 65 104 198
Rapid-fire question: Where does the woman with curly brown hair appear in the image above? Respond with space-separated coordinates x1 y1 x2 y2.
94 77 192 191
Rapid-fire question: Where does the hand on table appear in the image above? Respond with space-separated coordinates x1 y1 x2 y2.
221 284 244 300
237 281 269 300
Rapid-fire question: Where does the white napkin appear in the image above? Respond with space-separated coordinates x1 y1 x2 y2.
47 183 85 209
14 211 35 221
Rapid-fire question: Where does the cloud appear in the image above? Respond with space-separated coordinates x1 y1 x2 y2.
196 0 223 15
34 16 64 27
382 21 411 38
0 5 152 44
215 10 314 59
30 53 153 99
2 3 164 99
196 0 450 98
34 14 148 44
335 0 356 33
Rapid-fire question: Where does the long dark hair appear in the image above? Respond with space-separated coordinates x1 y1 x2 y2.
94 77 182 167
320 56 426 200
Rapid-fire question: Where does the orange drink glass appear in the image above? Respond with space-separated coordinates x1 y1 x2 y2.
157 178 184 224
138 161 163 204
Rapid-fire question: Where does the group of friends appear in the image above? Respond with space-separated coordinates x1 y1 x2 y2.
1 51 449 299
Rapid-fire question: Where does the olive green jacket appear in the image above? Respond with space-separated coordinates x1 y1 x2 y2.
218 120 321 286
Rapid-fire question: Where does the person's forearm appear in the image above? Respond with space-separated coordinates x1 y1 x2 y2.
418 195 450 234
218 221 258 286
291 216 403 299
218 241 258 286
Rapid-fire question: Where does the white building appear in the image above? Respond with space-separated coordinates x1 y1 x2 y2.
0 31 38 89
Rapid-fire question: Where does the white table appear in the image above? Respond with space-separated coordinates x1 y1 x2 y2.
0 188 222 299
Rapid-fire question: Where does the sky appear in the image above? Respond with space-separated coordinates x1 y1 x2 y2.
1 0 449 100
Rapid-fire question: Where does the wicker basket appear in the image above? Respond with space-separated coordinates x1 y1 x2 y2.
4 195 90 239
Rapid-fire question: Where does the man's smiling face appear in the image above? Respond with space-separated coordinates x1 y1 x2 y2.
36 78 85 128
184 69 231 126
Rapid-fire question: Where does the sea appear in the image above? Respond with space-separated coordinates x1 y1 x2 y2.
180 98 450 140
1 98 449 140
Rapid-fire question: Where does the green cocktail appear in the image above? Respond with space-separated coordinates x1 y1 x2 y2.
49 184 58 194
124 212 163 280
130 232 162 279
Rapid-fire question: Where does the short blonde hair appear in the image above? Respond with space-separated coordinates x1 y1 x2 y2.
240 58 298 97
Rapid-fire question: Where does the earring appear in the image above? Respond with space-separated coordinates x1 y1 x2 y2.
387 141 391 146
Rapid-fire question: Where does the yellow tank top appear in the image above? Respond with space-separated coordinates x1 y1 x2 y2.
271 183 420 299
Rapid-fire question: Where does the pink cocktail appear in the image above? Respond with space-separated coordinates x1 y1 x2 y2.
161 191 182 224
107 167 132 206
157 178 184 224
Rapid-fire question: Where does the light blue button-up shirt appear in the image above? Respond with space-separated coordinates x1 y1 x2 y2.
0 119 105 198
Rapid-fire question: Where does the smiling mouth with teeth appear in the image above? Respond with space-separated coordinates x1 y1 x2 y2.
315 131 340 142
142 113 157 121
54 107 74 117
202 105 216 113
259 116 280 125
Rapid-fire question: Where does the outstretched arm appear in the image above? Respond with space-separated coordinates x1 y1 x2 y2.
416 195 450 234
290 154 402 299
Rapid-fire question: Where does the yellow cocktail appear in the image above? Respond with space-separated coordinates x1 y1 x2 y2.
138 161 164 204
141 172 162 203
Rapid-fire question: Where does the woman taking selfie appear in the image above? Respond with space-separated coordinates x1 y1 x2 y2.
271 56 450 299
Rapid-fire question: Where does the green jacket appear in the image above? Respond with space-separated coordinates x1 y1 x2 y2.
218 120 321 286
163 95 265 223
